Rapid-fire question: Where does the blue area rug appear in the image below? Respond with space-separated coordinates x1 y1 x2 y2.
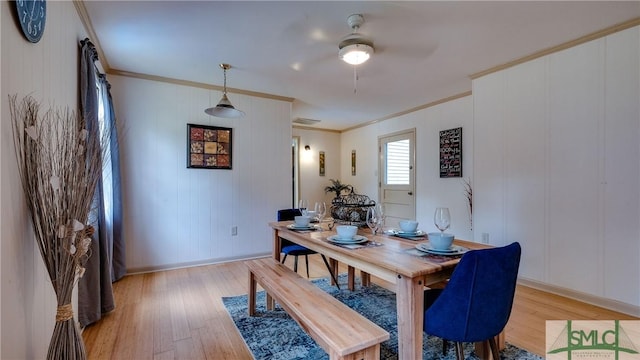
222 275 543 360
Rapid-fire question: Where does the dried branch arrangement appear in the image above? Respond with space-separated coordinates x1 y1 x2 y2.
10 95 109 360
462 178 473 230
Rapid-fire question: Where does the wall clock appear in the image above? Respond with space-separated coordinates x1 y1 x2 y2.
15 0 47 43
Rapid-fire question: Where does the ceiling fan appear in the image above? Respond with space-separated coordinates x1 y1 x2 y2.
338 14 375 66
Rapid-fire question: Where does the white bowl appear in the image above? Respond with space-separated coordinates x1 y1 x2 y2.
294 215 311 227
399 220 419 233
336 225 358 239
428 233 454 250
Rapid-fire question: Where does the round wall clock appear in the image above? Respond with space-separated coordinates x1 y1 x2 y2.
15 0 47 43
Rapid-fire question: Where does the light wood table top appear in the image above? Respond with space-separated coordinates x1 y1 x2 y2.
270 221 491 360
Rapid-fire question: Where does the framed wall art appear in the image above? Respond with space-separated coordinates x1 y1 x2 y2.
319 151 325 176
439 127 462 178
187 123 232 169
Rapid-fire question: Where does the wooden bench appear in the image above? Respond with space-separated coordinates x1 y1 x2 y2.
246 258 389 360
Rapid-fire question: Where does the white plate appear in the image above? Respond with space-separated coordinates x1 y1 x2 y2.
327 235 368 244
287 224 319 231
394 230 426 237
416 243 468 255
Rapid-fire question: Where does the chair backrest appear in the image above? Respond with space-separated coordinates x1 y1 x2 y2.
278 208 302 221
424 242 521 342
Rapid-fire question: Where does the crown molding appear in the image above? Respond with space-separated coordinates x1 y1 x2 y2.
108 69 294 103
292 125 341 134
341 91 473 133
471 17 640 80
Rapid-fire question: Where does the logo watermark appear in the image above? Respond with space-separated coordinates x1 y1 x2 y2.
547 320 640 359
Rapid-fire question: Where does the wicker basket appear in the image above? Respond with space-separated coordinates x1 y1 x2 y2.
330 192 375 227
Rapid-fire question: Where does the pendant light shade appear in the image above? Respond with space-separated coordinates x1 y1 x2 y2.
205 63 245 118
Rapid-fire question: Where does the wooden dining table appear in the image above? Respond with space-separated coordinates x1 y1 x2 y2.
269 220 494 360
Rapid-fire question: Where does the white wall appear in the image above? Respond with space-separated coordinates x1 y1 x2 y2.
293 127 341 207
109 75 292 271
1 1 88 358
473 26 640 309
341 96 474 239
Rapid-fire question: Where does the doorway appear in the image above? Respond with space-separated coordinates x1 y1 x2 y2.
292 136 300 209
378 129 416 227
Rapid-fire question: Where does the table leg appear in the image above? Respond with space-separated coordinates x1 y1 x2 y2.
361 271 371 287
272 229 281 262
248 271 257 316
348 266 356 291
396 275 424 360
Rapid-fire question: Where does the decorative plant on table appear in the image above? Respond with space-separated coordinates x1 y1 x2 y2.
10 95 110 360
462 178 473 230
324 179 352 204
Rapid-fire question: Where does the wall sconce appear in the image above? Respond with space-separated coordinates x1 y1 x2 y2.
304 145 311 151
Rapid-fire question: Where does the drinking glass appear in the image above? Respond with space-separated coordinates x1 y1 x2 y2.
314 202 326 223
298 199 309 216
434 207 451 234
366 207 380 235
375 203 386 230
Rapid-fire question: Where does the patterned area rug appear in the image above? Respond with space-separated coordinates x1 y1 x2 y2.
222 275 543 360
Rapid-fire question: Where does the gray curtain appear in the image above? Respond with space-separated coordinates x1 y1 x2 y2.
78 38 126 327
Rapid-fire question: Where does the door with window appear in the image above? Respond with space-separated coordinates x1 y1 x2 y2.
379 129 416 228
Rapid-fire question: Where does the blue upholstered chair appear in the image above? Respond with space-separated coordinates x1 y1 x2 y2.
423 242 521 360
277 209 340 288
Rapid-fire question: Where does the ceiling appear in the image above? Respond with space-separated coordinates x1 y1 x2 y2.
83 1 640 130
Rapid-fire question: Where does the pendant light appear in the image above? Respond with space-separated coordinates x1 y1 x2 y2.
205 63 245 118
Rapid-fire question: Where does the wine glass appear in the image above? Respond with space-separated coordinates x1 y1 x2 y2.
375 203 386 230
314 202 326 223
434 207 451 234
298 199 309 216
366 207 380 235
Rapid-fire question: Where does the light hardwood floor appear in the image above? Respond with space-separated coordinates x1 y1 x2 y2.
82 255 638 359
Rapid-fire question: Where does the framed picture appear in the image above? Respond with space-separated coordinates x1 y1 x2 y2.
351 150 356 176
187 123 232 169
439 127 462 178
319 151 325 176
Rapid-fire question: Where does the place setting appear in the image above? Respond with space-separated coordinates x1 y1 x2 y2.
385 220 427 240
413 207 468 257
326 225 381 249
287 215 322 232
287 201 329 232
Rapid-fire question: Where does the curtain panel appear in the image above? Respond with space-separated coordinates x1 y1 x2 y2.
77 38 126 327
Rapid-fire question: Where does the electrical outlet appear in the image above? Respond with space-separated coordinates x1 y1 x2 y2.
482 233 489 244
231 226 238 236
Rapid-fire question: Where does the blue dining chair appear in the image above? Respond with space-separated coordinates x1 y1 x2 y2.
277 209 340 288
423 242 521 360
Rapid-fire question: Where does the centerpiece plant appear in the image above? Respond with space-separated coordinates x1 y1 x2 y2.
324 179 352 203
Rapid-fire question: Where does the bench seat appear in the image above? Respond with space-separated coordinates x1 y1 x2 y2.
246 258 389 360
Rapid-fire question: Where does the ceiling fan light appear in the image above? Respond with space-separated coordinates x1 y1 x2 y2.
339 43 373 65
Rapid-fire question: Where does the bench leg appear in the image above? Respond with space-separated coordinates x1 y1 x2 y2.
266 292 275 311
330 344 380 360
248 271 257 316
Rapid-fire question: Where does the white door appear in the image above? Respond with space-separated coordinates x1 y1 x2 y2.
379 129 416 228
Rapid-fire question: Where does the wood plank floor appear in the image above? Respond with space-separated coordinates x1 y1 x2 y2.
82 255 638 359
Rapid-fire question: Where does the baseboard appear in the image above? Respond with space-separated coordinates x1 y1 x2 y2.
518 277 640 317
126 253 272 275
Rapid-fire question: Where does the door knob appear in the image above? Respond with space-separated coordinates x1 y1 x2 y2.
408 191 413 196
